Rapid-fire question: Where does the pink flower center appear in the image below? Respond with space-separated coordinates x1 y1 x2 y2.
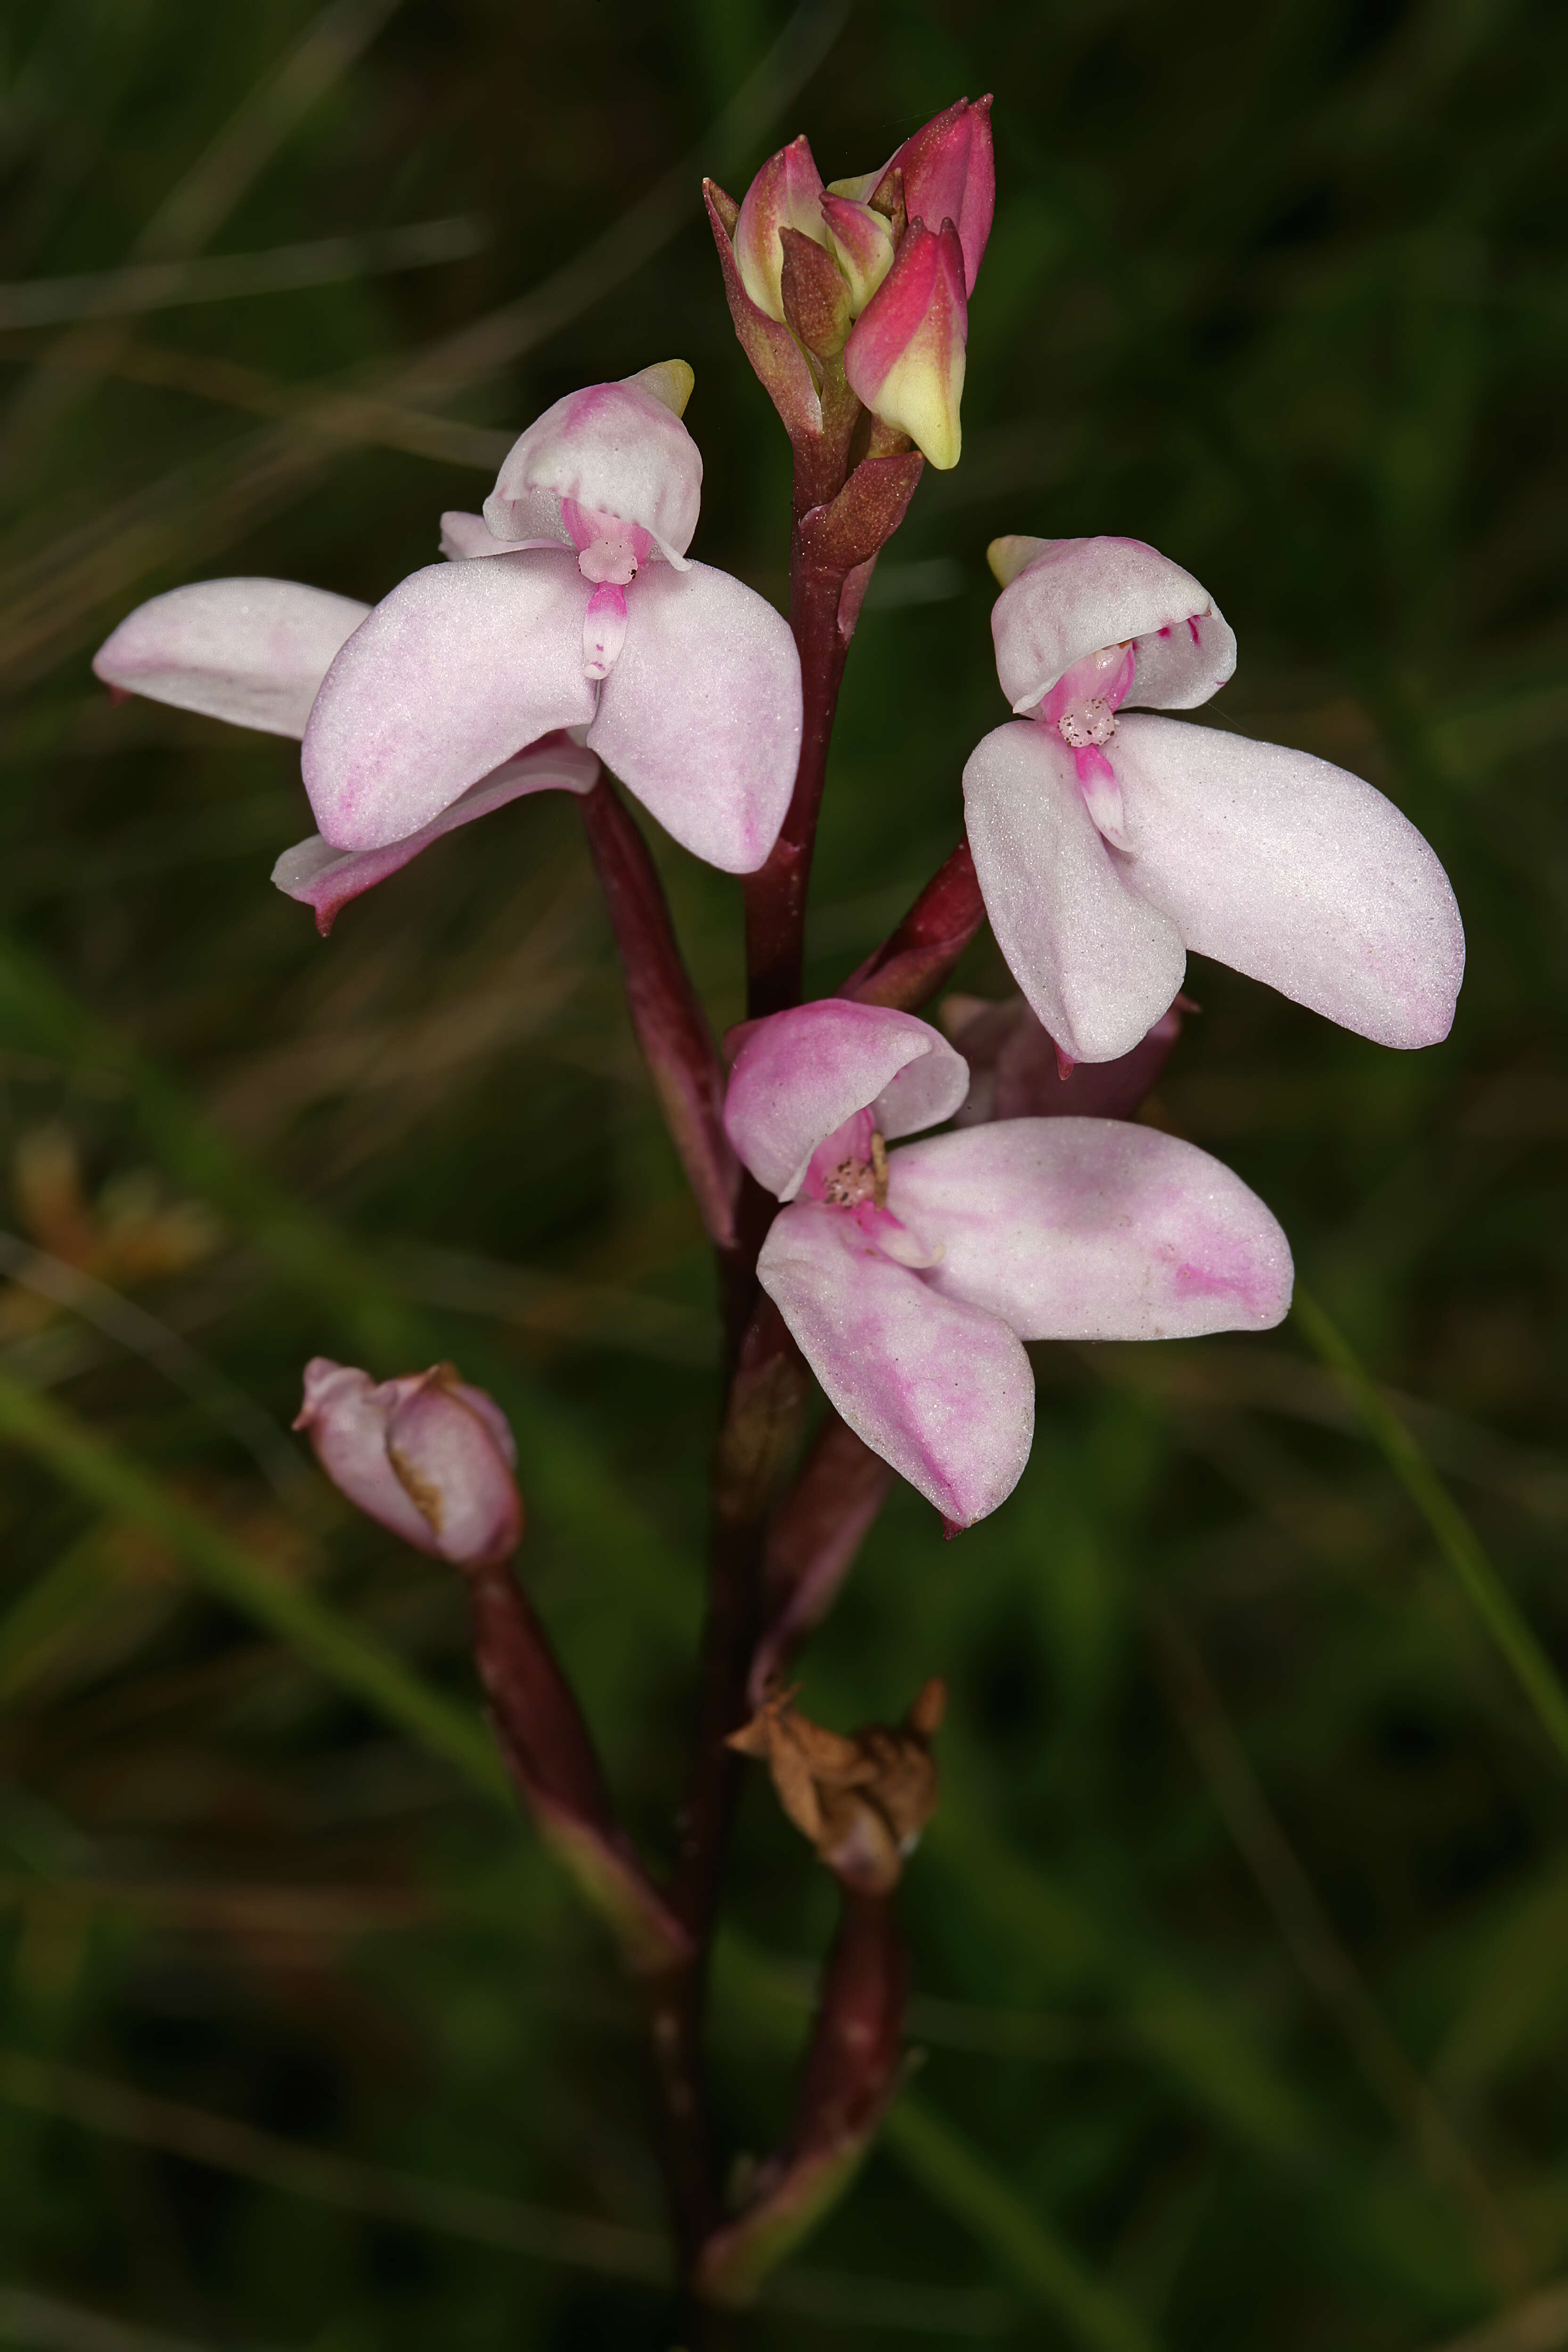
562 498 653 586
1032 642 1138 850
802 1112 942 1268
560 498 657 680
577 533 639 587
1037 642 1135 749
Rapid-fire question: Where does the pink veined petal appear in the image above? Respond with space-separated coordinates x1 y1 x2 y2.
272 736 600 934
990 537 1236 717
484 379 701 567
724 1000 969 1200
302 551 596 851
964 720 1187 1064
1112 715 1466 1049
93 578 370 739
757 1201 1035 1526
887 1118 1294 1342
589 560 802 875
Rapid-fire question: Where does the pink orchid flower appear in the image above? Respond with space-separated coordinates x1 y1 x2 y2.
723 999 1293 1527
963 535 1466 1064
296 1358 523 1568
94 362 804 915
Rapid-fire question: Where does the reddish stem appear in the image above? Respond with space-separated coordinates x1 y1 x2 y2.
743 556 852 1019
751 1412 896 1705
841 835 986 1012
579 777 740 1251
464 1561 690 1972
693 1887 909 2307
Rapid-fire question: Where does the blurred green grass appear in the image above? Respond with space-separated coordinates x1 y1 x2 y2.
0 0 1565 2344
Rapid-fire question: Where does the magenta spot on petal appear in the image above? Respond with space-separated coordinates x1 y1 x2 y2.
1187 615 1202 644
1174 1258 1257 1305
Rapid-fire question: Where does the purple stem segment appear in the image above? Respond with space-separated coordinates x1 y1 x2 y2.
743 443 924 1021
842 834 987 1013
751 1411 896 1705
694 1888 910 2307
743 560 851 1019
579 775 741 1251
462 1559 690 1974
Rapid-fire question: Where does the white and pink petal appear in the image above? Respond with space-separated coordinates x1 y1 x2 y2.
484 373 701 567
93 577 370 740
588 560 800 876
989 536 1235 717
756 1202 1034 1526
725 1000 969 1200
1112 715 1465 1050
273 735 599 933
963 720 1187 1064
887 1118 1294 1341
302 551 595 851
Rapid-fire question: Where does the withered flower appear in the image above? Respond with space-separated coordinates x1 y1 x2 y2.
728 1679 945 1896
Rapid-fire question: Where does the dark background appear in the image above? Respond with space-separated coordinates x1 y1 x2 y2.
0 0 1565 2344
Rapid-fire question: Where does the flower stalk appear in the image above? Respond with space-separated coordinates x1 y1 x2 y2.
578 775 740 1252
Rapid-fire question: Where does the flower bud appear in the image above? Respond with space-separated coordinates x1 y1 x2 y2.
296 1357 523 1568
940 991 1188 1124
734 134 830 324
818 194 895 316
886 94 994 294
843 218 967 470
778 224 851 358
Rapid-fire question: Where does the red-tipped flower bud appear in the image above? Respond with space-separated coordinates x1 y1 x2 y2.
818 193 895 316
734 134 830 324
296 1358 523 1568
843 218 968 470
886 94 994 295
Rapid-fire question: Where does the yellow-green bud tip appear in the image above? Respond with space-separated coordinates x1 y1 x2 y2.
625 359 695 418
987 534 1044 589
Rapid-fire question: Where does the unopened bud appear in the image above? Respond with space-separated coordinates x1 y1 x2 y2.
779 224 851 357
843 218 967 470
735 135 831 324
295 1357 523 1568
886 95 995 295
819 194 895 317
729 1680 945 1895
940 992 1187 1125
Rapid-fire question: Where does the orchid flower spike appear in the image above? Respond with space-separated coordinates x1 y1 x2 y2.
93 364 804 917
723 999 1293 1527
296 1358 523 1568
963 535 1466 1063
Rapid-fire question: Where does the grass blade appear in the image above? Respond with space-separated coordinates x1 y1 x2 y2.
1294 1287 1568 1773
883 2093 1160 2352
